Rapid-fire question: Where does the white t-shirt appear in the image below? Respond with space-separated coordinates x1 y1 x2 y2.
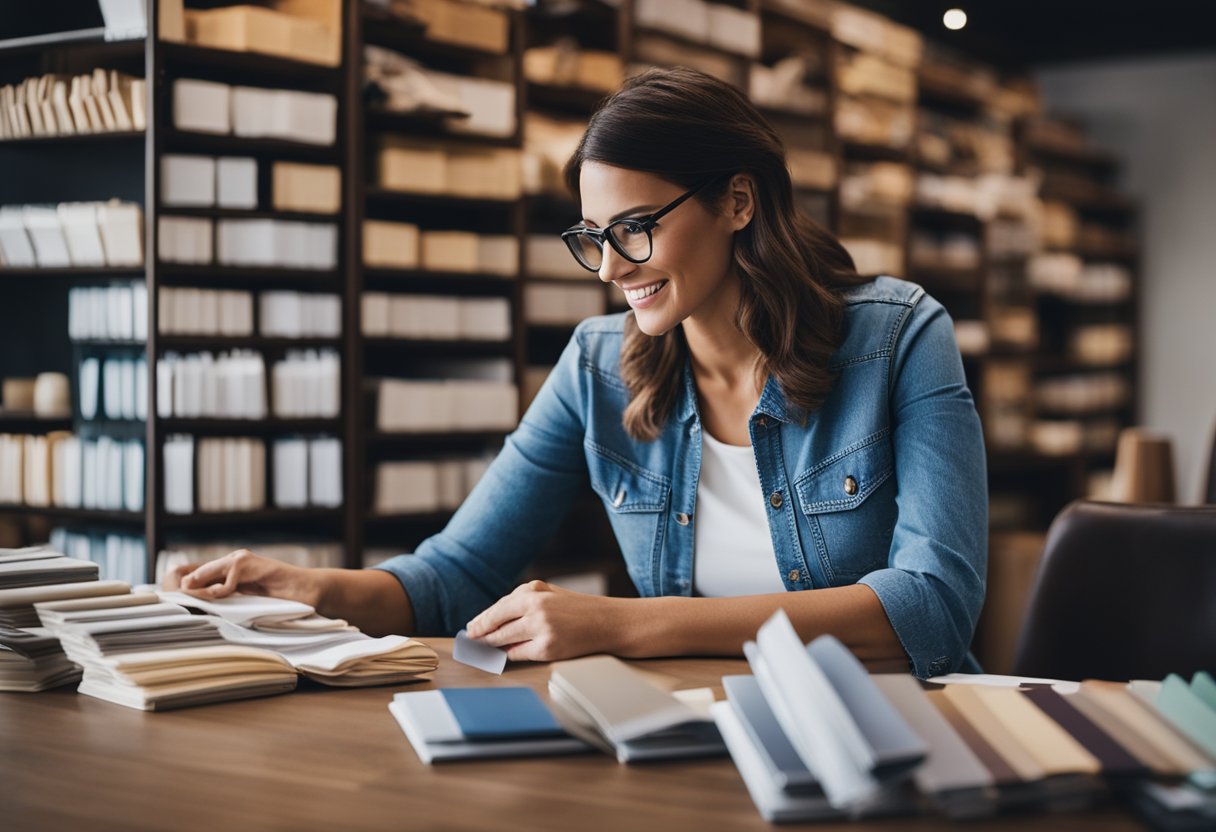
692 429 787 597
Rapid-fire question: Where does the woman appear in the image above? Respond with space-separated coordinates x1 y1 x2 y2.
166 67 987 678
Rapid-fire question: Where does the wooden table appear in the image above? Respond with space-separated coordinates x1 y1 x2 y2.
0 640 1147 831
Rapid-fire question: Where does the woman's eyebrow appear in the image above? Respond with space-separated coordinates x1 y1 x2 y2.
581 204 661 227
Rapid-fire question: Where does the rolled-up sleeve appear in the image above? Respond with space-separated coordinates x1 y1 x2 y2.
371 323 590 635
859 294 988 678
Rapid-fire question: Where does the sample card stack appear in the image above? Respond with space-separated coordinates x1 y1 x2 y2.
156 351 267 419
0 433 143 513
68 283 148 342
362 293 512 342
715 610 1216 826
547 655 726 763
0 69 145 140
0 546 118 692
373 455 491 515
79 356 148 420
32 588 438 710
271 437 342 509
0 202 143 269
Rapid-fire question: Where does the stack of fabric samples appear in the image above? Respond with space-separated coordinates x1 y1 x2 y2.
714 610 1216 828
33 587 439 710
0 546 125 692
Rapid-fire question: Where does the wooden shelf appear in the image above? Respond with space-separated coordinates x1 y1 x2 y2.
158 206 340 223
155 264 341 288
0 131 145 148
0 412 73 431
159 42 342 88
362 6 511 63
365 109 517 147
0 31 142 57
840 140 912 163
0 504 144 525
158 417 342 435
362 338 513 357
161 129 340 160
156 335 342 350
0 267 144 279
366 430 509 449
159 508 343 529
362 268 516 294
365 187 519 211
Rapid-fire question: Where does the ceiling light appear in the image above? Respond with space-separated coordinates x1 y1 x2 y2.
943 8 967 30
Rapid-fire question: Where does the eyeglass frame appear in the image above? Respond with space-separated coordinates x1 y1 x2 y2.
560 175 723 273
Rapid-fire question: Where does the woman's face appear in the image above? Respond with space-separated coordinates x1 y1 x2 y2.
578 162 743 337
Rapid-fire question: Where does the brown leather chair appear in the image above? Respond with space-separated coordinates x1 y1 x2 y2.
1013 500 1216 681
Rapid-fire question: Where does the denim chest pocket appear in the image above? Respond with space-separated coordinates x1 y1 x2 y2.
586 443 670 595
794 436 897 582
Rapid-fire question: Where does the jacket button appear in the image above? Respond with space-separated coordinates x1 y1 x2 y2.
675 512 690 526
788 569 800 581
844 476 858 496
769 491 783 509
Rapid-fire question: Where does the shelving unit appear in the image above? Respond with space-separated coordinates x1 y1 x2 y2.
1 0 1141 585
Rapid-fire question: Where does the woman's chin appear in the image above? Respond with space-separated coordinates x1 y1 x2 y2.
631 309 677 337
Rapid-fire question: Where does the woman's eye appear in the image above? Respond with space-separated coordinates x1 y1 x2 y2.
619 222 645 236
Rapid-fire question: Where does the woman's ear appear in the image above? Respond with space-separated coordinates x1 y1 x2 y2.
725 173 756 231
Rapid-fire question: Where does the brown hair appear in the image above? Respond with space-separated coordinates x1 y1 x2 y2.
565 67 866 441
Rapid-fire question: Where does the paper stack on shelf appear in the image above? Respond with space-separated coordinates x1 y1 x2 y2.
408 0 509 54
68 283 148 342
0 201 142 269
547 654 726 763
79 356 148 420
260 292 341 338
216 219 338 269
363 220 420 269
272 162 341 214
158 216 213 264
0 433 142 513
524 283 607 325
362 293 512 342
173 79 337 145
156 351 267 419
49 528 147 585
158 287 254 336
376 378 518 433
378 138 522 199
0 69 145 140
271 350 341 418
183 4 340 67
163 434 195 514
197 437 266 513
373 454 492 515
273 437 342 509
524 41 623 93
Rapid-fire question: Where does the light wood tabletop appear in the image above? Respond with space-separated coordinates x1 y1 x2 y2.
0 639 1147 831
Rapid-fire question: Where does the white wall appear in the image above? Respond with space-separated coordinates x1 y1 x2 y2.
1036 53 1216 502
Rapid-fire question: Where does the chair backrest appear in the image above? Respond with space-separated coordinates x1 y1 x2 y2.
1012 500 1216 681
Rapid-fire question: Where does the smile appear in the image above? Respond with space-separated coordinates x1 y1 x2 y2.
622 280 668 302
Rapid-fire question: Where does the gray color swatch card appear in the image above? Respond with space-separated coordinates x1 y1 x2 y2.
453 628 508 675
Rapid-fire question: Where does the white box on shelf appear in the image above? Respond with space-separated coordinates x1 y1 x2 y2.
173 78 231 134
96 200 143 266
308 437 342 508
0 206 37 267
57 202 108 267
216 157 258 209
161 154 217 207
22 205 71 267
158 216 214 264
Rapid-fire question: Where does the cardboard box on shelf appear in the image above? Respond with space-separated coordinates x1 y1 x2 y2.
445 148 522 200
410 0 509 55
378 140 448 194
185 5 339 66
421 230 479 272
363 220 420 269
272 162 341 214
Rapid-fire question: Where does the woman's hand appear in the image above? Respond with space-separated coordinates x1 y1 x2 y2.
464 580 626 662
161 549 323 607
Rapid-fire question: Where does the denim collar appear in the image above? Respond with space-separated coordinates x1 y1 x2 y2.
675 355 806 426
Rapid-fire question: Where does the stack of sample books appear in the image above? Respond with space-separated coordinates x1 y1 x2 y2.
547 655 726 762
716 610 1216 827
33 588 440 710
0 546 125 692
390 686 590 763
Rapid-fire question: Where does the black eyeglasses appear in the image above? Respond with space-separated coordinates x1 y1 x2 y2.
561 177 720 272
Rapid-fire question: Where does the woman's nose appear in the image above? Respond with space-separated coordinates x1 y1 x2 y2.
597 242 638 284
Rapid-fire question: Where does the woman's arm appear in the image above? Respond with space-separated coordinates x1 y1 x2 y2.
467 580 908 671
163 550 414 637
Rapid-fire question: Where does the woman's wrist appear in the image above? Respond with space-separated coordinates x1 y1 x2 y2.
605 596 673 658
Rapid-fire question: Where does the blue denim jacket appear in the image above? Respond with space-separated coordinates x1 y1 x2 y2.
374 276 988 678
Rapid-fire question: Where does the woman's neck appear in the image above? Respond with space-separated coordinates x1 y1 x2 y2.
681 273 764 396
